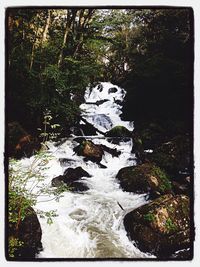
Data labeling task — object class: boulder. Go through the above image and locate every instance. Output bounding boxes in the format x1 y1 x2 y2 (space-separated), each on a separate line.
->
74 140 104 163
123 194 191 258
106 126 132 144
147 135 191 179
106 126 132 138
116 163 172 197
51 167 91 192
8 121 40 159
134 122 165 150
8 204 42 259
108 87 118 93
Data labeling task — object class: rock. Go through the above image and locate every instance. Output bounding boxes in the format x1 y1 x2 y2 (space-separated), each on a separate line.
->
116 163 172 196
97 83 103 92
106 126 132 144
100 144 121 157
73 137 86 144
85 99 109 106
106 126 132 138
108 87 118 93
172 181 190 195
51 167 91 192
15 135 41 159
74 140 104 163
131 131 146 164
8 121 40 159
114 99 123 105
170 248 192 259
59 158 76 167
8 204 42 259
134 122 165 150
68 181 89 192
124 194 191 258
8 122 27 152
148 135 191 179
51 175 65 187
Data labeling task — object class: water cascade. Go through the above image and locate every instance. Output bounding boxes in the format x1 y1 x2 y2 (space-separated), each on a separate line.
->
16 82 154 258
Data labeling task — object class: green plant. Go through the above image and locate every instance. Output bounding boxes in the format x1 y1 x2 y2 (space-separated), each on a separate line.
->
144 212 156 222
152 165 172 192
165 218 177 232
8 148 68 257
8 236 24 258
37 109 61 146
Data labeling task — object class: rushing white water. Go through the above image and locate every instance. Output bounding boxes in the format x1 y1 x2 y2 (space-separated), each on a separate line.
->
14 82 155 258
80 82 134 133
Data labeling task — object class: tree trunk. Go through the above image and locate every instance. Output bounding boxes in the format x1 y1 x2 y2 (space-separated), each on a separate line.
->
41 10 51 46
57 26 70 68
57 9 78 68
29 26 40 71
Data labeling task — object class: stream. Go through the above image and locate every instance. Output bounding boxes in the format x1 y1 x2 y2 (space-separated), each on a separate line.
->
14 82 154 258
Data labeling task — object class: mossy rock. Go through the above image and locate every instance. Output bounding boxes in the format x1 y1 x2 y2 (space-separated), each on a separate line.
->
137 122 165 149
73 140 104 163
116 163 172 196
105 126 132 138
8 203 42 259
8 121 41 159
148 135 191 178
124 194 191 258
52 167 91 192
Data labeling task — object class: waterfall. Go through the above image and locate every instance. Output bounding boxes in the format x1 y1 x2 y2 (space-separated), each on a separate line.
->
15 82 154 258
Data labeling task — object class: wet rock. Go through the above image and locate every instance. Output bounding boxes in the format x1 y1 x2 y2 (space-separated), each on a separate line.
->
59 158 76 167
73 137 86 144
51 167 91 192
97 83 103 92
124 194 191 258
8 203 42 259
85 99 109 106
100 144 121 157
131 131 146 164
108 87 118 93
69 181 89 192
170 248 192 260
8 121 40 159
114 99 123 105
106 126 132 138
116 163 172 196
135 122 165 150
80 116 105 135
106 126 132 144
74 140 104 163
51 175 65 187
147 135 191 179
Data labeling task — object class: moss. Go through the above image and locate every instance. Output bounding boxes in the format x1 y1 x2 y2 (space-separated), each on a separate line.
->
106 126 131 137
144 213 156 222
165 218 177 233
151 165 172 192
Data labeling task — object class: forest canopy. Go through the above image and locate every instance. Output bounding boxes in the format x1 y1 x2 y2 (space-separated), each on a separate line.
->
6 8 193 136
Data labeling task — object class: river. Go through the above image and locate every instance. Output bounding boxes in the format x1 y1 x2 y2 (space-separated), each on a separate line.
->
14 82 154 258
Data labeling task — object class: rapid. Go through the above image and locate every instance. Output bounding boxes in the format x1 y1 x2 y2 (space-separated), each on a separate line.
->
15 82 154 258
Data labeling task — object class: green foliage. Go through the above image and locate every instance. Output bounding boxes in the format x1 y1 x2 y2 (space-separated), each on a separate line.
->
144 212 156 222
8 237 24 258
165 218 177 233
8 149 66 257
38 109 61 144
151 165 172 192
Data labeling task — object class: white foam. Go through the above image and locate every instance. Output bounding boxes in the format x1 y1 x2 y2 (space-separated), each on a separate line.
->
10 82 155 258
